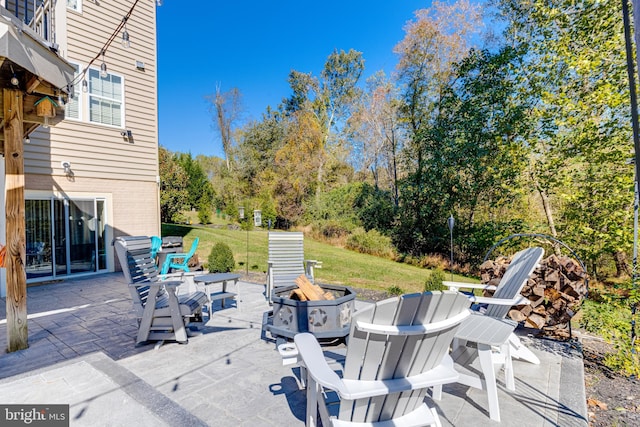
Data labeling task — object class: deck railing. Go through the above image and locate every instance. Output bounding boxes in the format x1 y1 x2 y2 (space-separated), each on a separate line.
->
0 0 55 46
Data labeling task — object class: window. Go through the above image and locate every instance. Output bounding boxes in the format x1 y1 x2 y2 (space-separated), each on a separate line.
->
67 0 81 13
65 63 81 120
88 68 123 127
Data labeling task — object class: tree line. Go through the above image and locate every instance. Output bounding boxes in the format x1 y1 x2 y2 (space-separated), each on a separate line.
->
160 0 634 281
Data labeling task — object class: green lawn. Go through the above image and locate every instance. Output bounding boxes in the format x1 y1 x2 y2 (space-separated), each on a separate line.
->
161 223 476 294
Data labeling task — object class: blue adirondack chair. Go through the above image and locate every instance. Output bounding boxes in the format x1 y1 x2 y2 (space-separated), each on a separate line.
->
161 237 199 274
150 236 162 260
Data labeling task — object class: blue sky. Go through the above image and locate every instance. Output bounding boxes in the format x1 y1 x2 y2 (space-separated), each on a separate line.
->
156 1 428 158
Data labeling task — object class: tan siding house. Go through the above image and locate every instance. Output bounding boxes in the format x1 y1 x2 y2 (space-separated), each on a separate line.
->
0 0 160 295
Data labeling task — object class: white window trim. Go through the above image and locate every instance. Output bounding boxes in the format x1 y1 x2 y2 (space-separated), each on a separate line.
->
87 67 126 129
65 61 83 122
67 0 82 14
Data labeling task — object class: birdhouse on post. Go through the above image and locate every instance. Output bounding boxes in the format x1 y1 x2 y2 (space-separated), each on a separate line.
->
34 96 58 128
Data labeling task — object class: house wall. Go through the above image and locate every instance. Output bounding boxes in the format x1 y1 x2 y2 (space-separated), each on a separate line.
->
22 0 160 277
25 174 159 241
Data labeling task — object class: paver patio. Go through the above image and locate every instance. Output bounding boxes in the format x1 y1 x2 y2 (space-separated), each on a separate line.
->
0 273 588 426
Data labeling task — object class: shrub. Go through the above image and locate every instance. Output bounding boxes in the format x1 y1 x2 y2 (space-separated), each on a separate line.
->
387 285 404 296
424 268 447 292
198 208 211 224
171 211 188 224
353 183 395 233
420 253 450 270
207 242 235 273
345 228 395 258
310 219 354 242
579 298 640 377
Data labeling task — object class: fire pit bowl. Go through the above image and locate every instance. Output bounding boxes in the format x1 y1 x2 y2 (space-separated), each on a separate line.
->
265 283 355 340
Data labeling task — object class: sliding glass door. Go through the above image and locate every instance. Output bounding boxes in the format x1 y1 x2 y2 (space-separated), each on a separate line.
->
54 199 67 276
25 200 53 278
26 197 107 280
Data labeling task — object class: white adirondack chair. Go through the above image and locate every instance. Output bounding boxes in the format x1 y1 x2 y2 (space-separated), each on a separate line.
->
114 236 208 345
441 246 544 421
444 246 544 365
266 232 321 302
294 291 471 427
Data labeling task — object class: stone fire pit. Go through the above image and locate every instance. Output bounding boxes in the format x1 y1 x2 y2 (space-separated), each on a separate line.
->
264 283 355 340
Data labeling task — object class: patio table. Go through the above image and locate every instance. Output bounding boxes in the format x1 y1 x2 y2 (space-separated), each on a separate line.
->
193 273 241 316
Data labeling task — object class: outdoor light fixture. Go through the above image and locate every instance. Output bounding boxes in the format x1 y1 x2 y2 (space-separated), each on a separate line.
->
122 25 130 48
10 65 18 86
61 161 72 175
100 52 108 78
120 130 133 142
82 79 88 93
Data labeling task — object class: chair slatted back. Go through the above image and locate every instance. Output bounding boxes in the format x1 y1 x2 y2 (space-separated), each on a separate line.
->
340 291 470 423
485 247 544 319
184 238 199 259
115 236 163 314
150 236 162 260
268 232 306 287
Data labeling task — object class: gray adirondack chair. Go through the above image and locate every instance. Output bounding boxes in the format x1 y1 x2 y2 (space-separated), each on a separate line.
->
114 235 208 345
444 246 544 365
294 291 471 427
266 232 321 302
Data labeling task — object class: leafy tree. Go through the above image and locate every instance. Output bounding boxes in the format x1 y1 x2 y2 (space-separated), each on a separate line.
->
208 86 243 171
158 146 188 223
349 71 404 206
394 0 482 135
392 0 485 258
353 183 396 233
285 49 365 199
235 108 286 198
176 152 215 211
441 47 531 224
195 154 238 212
305 182 395 235
395 43 532 263
495 0 634 276
273 110 323 225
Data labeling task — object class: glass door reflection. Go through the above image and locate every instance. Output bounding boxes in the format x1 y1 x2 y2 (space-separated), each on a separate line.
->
25 200 53 278
68 200 97 274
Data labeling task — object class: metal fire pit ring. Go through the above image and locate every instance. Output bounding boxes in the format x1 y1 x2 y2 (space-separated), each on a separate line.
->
264 283 355 341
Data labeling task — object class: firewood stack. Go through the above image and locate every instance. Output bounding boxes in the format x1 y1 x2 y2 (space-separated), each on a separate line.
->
480 253 588 338
289 275 336 301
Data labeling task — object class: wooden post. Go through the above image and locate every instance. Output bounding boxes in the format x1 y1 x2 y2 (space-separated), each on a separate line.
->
3 88 28 352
